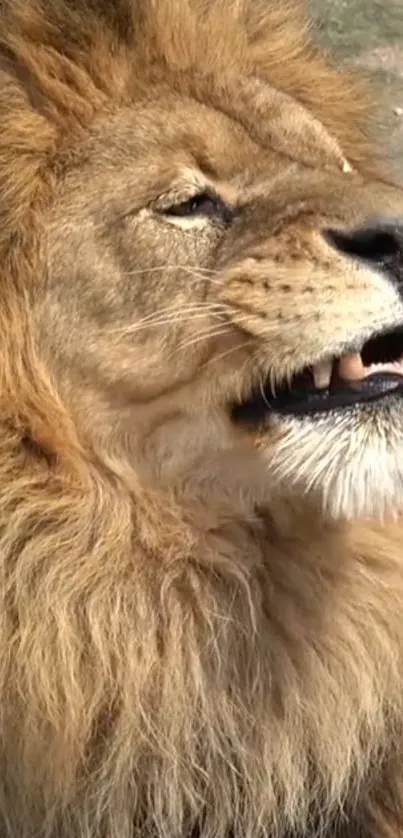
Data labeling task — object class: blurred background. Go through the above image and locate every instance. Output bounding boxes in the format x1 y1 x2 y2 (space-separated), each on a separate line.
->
309 0 403 167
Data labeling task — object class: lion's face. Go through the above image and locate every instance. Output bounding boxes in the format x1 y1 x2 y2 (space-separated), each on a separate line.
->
37 78 403 519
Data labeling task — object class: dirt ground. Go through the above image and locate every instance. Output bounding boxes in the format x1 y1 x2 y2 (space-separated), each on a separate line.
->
309 0 403 170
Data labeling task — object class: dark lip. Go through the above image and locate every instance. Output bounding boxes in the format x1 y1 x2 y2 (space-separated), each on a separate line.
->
232 372 403 423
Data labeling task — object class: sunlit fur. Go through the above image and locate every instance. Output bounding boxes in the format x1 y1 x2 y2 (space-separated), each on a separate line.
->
0 1 403 837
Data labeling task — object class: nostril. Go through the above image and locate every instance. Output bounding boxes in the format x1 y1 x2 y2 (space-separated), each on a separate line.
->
324 225 400 264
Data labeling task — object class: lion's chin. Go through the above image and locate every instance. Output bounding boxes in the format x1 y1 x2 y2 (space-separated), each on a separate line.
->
252 399 403 521
230 323 403 520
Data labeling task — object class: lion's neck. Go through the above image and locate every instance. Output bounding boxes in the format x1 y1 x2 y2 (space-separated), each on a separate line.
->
2 418 403 838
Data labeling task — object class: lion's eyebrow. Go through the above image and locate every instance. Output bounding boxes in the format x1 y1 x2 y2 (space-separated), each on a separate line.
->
191 150 221 180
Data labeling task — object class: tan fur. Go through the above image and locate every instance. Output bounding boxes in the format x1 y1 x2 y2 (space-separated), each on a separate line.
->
0 1 402 836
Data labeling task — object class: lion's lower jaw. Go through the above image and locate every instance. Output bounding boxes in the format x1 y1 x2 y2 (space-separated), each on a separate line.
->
265 408 403 520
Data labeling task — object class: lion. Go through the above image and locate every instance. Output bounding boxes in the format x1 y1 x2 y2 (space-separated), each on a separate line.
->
0 0 403 835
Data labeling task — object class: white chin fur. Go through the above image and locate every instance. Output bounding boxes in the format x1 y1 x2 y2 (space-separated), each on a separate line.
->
265 405 403 520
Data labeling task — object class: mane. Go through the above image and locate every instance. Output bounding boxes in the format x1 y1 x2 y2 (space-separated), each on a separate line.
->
0 0 378 147
0 4 401 838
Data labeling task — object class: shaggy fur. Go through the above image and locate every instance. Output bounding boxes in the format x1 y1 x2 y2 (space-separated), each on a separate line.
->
0 1 402 837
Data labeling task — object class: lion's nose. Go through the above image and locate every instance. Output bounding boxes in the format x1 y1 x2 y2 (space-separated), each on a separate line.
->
325 224 401 266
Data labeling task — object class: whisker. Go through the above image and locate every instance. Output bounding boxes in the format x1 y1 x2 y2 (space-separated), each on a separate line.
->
170 326 233 358
121 264 223 280
109 304 227 337
259 374 272 409
202 338 255 370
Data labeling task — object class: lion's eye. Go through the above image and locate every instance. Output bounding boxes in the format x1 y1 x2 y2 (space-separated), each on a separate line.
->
162 192 234 223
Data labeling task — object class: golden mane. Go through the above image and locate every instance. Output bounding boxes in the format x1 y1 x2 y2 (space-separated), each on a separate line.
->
0 3 401 838
0 0 381 146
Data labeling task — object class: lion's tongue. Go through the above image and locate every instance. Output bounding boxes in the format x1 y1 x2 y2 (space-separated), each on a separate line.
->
313 352 403 389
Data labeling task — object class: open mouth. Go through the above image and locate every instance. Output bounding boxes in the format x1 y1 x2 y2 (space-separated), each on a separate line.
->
233 325 403 421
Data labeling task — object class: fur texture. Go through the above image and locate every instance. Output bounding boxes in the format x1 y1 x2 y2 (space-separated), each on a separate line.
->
0 1 402 837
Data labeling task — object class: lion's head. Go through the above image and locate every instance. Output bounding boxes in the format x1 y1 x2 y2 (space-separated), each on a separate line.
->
0 0 402 521
1 2 403 837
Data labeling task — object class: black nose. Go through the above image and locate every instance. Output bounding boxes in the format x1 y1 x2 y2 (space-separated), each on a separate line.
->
325 224 401 266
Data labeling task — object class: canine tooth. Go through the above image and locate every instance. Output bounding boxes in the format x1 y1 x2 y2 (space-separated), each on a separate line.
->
338 353 365 381
313 360 332 388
